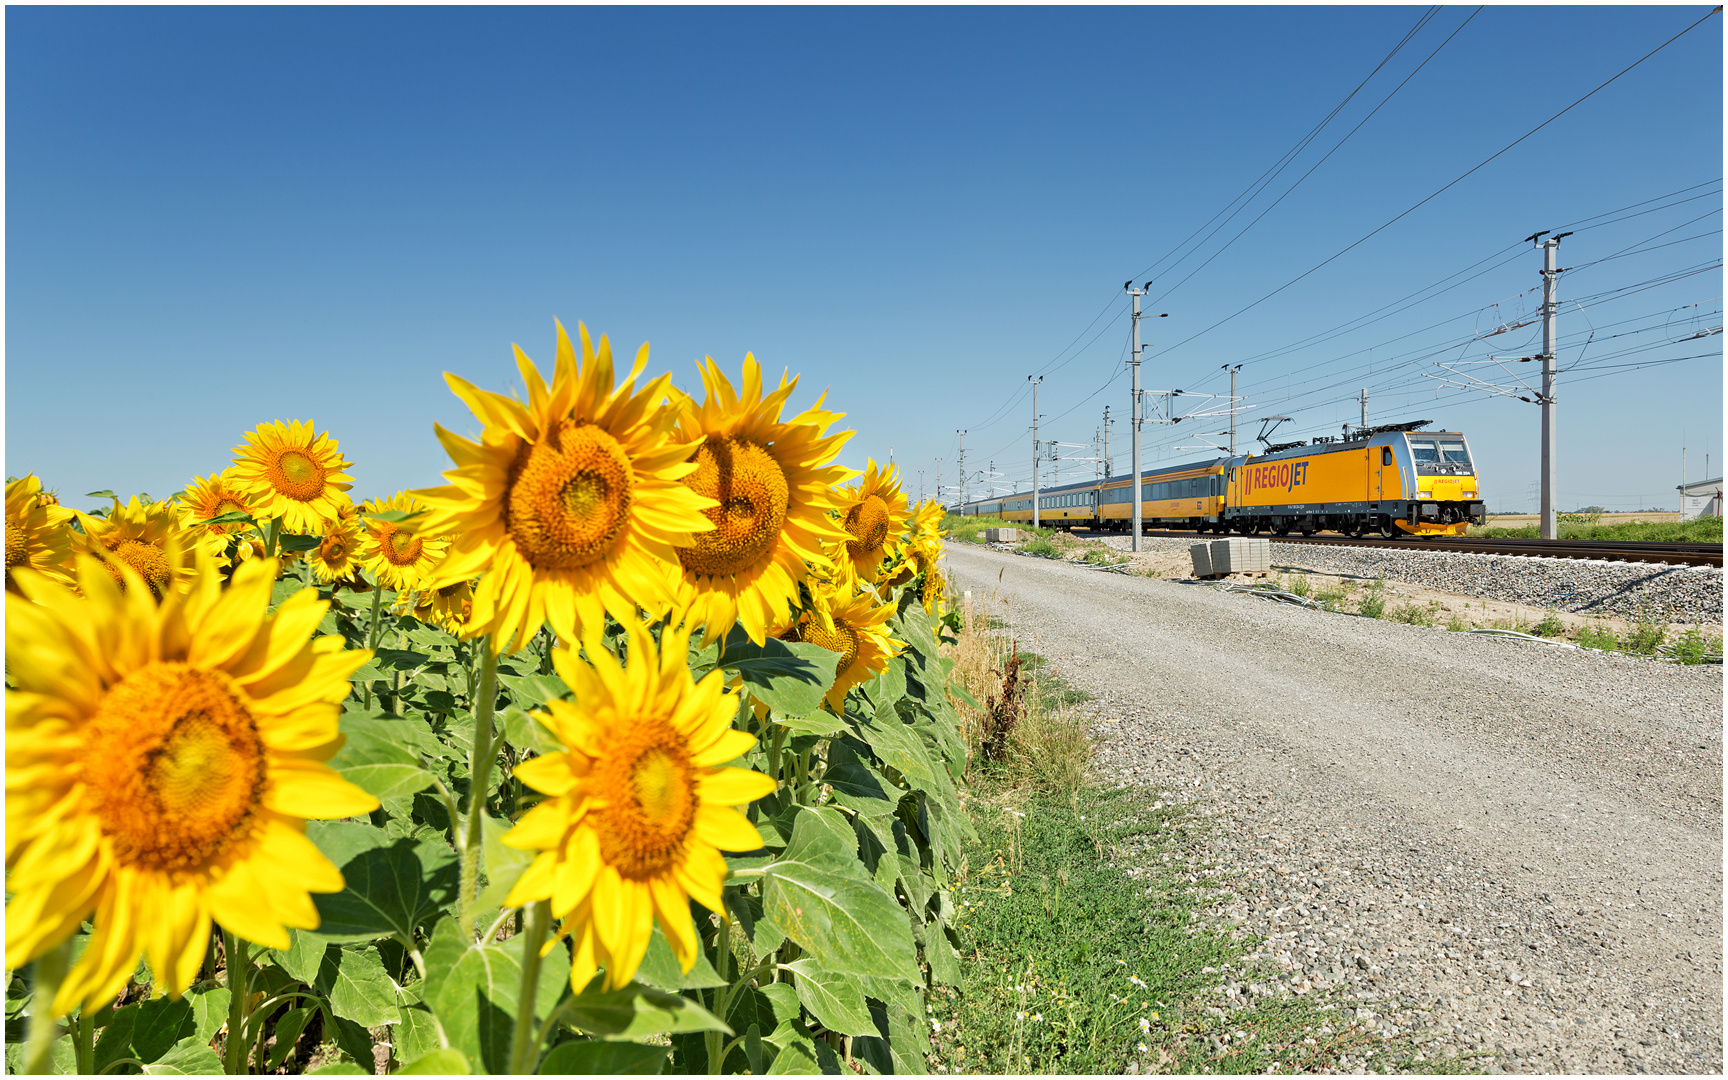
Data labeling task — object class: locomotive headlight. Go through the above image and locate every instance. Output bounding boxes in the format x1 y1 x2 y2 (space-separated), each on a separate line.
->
1418 490 1433 498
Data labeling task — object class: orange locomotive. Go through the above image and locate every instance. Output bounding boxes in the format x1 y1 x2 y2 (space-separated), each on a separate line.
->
959 421 1485 538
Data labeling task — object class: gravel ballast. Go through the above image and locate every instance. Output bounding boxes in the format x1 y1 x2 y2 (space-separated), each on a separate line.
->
946 542 1723 1075
1084 533 1723 626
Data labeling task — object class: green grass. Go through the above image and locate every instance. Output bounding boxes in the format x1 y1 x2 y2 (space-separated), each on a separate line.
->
1357 581 1387 620
1667 627 1725 665
931 787 1466 1075
1533 610 1566 638
1470 517 1721 542
944 513 1053 545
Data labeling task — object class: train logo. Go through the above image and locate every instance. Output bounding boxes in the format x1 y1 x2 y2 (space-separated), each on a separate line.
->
1248 460 1307 494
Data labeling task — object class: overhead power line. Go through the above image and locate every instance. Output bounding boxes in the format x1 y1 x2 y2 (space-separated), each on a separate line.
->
1156 5 1724 362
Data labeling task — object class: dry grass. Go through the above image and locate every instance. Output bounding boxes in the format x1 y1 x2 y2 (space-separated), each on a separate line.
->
943 585 1095 792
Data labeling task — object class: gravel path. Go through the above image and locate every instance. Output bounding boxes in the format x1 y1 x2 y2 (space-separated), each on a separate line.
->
946 542 1723 1075
1084 533 1723 627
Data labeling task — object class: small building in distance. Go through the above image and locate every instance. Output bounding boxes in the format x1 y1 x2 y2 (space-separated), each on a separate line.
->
1677 476 1722 519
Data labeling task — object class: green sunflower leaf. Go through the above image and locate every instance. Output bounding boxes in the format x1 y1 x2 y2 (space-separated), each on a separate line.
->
537 1040 669 1074
304 821 459 945
423 916 570 1073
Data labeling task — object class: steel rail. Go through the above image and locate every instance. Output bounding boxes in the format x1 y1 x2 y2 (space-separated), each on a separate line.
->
1102 530 1723 568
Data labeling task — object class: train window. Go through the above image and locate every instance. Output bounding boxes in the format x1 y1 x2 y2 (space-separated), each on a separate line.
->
1410 439 1439 465
1439 440 1471 465
1382 447 1393 467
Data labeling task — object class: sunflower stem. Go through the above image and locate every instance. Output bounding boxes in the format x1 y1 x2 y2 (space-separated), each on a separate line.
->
458 639 500 941
361 579 384 710
21 937 72 1075
222 929 253 1075
507 902 552 1074
263 518 280 560
73 1011 95 1075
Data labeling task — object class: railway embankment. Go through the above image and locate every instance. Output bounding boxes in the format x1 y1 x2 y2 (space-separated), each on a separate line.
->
944 541 1723 1075
1071 532 1721 639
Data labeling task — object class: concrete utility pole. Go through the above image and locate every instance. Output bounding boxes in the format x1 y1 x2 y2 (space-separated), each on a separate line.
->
1359 388 1368 433
956 430 967 513
988 461 996 498
935 459 942 509
1029 376 1042 528
1533 230 1571 539
1103 406 1113 477
1125 282 1168 552
1222 364 1242 454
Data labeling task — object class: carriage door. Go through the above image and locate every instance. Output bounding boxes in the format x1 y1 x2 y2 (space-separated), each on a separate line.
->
1368 445 1388 503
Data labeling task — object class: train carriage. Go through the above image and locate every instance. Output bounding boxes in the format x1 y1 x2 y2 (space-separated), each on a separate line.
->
954 421 1485 539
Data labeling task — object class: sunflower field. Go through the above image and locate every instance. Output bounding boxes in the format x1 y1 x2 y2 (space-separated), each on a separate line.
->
5 321 971 1075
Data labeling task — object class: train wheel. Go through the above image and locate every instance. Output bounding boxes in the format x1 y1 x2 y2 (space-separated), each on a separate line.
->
1379 518 1402 539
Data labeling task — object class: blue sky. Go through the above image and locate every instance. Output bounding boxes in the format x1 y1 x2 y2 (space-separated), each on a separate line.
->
7 5 1721 514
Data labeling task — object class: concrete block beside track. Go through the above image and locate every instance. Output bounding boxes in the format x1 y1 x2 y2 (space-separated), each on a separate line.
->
984 528 1023 543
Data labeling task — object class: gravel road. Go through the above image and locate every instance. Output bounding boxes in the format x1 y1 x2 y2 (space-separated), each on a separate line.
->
945 542 1723 1075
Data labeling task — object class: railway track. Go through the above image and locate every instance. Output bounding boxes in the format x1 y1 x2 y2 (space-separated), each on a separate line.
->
1091 529 1724 567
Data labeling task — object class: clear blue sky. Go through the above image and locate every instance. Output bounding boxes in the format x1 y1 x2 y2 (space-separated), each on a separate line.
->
7 5 1721 515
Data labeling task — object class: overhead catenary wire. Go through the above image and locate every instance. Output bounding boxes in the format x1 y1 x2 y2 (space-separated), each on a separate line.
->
1153 5 1724 363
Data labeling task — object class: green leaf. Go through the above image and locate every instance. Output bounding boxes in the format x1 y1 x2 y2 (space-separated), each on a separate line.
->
328 714 441 801
862 657 908 712
423 916 571 1072
764 1029 841 1074
399 1048 472 1074
375 648 432 671
822 740 900 818
265 1006 317 1071
500 706 562 756
323 945 401 1028
190 989 230 1044
271 929 332 986
772 710 850 738
715 631 840 718
853 704 939 791
563 982 730 1041
497 672 569 709
363 507 428 525
760 856 920 984
278 533 323 553
194 510 257 528
305 821 460 944
86 489 117 499
781 806 857 865
784 959 877 1037
538 1040 669 1073
391 1004 445 1066
307 1064 370 1075
633 924 726 992
475 813 537 913
93 995 193 1073
140 1036 224 1075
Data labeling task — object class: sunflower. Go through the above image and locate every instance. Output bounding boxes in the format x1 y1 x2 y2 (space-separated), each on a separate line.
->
669 355 857 645
500 617 777 992
404 578 474 636
6 474 76 593
5 554 378 1016
230 420 356 534
916 549 946 616
307 504 365 584
71 497 195 601
779 572 905 711
415 320 715 653
178 469 261 566
832 459 911 584
357 492 449 594
907 498 944 548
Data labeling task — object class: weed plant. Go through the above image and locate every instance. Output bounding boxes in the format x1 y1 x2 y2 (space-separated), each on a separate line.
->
1023 536 1060 558
1357 581 1387 619
1667 627 1725 665
1575 623 1618 651
1389 601 1439 627
1534 610 1566 638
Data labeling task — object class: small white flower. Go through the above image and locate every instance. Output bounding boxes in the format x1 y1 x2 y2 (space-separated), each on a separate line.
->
1139 1016 1151 1034
1115 959 1127 966
1137 1042 1150 1055
1033 1013 1043 1022
1128 975 1148 989
1016 1011 1027 1021
931 1019 942 1033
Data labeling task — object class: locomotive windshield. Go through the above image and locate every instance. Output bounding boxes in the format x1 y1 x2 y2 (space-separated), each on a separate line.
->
1409 436 1473 476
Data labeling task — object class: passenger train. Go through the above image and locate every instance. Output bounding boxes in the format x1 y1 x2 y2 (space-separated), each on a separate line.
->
958 421 1486 538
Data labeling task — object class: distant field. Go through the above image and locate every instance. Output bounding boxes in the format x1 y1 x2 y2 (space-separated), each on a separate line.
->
1471 513 1721 542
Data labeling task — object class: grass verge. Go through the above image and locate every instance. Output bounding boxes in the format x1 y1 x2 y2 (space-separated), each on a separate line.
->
937 591 1479 1073
943 513 1053 544
1468 517 1721 542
